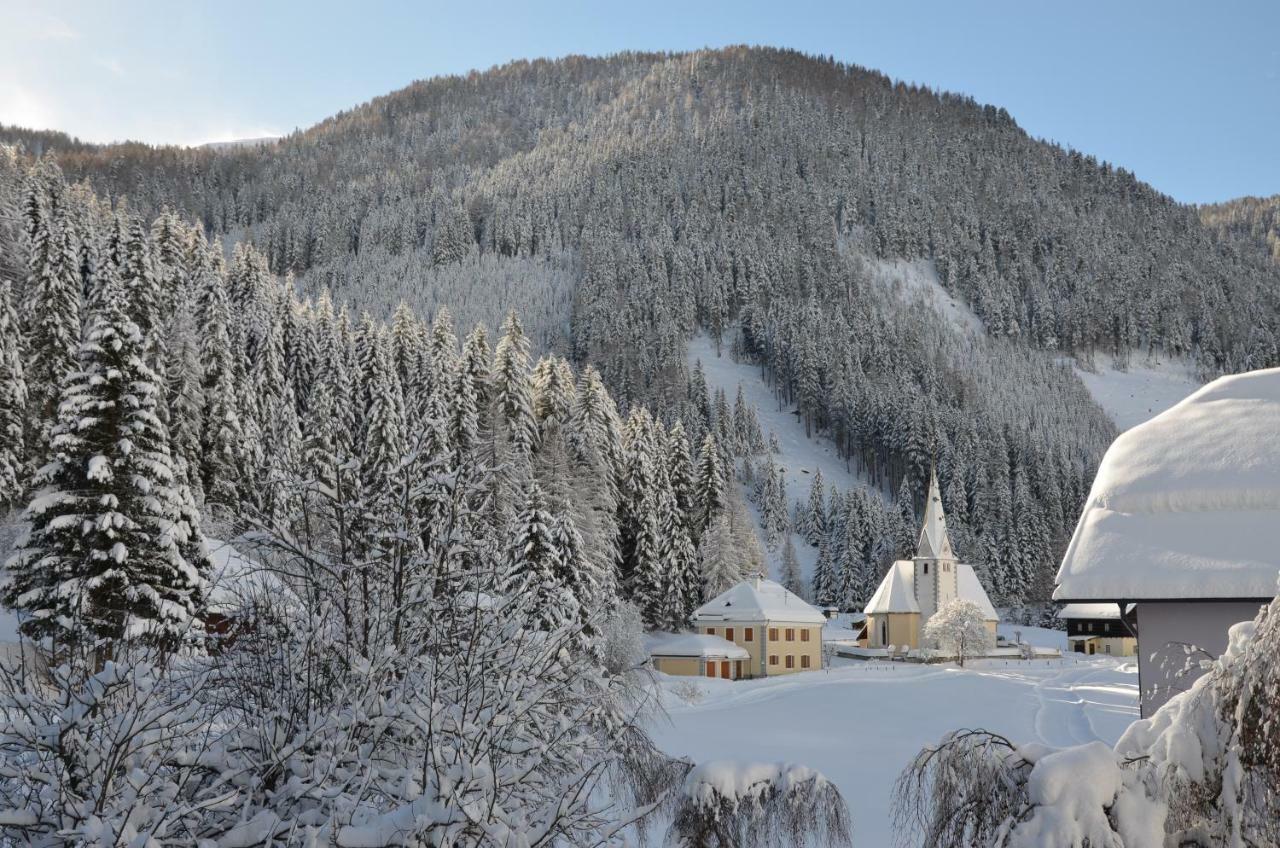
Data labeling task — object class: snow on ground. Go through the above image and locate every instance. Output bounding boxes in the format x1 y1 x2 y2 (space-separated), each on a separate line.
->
1068 351 1201 432
868 257 984 335
649 655 1137 846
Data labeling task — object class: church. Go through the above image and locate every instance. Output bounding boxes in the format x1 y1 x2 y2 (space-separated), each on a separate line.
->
864 470 998 650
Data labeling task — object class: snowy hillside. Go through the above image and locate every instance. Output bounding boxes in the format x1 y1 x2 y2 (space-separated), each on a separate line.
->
1069 352 1201 432
687 334 875 584
868 256 984 335
650 656 1137 847
688 335 871 501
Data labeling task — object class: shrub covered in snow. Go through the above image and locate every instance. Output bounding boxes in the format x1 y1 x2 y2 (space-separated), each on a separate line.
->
668 760 852 848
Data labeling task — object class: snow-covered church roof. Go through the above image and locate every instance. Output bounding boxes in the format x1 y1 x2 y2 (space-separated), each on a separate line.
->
693 578 826 624
864 561 920 614
864 560 997 620
1055 368 1280 602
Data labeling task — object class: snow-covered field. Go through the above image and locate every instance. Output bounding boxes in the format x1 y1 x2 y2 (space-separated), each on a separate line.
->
649 653 1137 846
1069 352 1201 432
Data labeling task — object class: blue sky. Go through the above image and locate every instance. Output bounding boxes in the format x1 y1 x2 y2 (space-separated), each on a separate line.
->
2 0 1276 204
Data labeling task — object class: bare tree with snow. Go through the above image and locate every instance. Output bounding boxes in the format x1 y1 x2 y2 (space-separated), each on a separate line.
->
923 599 993 667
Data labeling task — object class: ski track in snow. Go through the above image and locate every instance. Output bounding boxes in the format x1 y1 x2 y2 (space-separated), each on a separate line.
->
649 655 1138 847
687 334 877 583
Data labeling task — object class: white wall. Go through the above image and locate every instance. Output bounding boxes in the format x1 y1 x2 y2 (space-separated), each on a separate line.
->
1136 600 1268 717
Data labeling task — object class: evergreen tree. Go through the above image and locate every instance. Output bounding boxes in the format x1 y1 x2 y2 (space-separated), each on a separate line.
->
21 177 80 455
506 482 577 632
800 468 827 547
894 477 917 559
810 532 838 608
693 431 726 540
4 270 209 651
779 535 804 598
195 245 245 512
0 281 27 510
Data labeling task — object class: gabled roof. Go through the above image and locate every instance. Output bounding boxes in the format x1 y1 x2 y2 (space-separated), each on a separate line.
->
865 560 998 621
865 561 920 614
647 632 750 660
956 563 999 621
693 578 826 624
1055 368 1280 602
917 469 954 560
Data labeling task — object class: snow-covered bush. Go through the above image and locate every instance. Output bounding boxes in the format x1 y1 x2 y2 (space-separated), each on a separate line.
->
667 760 852 848
923 599 993 666
896 584 1280 847
600 600 648 675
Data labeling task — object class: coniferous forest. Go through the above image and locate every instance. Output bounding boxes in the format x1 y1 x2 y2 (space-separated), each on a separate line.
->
0 45 1278 846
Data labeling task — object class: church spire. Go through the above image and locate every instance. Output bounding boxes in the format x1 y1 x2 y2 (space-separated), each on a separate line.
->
916 468 954 560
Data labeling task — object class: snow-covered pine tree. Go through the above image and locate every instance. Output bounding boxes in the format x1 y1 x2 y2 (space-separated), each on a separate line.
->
195 242 245 513
506 481 578 632
693 430 726 540
800 468 827 546
894 476 917 559
698 510 741 600
21 169 80 456
491 310 538 494
810 531 838 608
3 268 209 652
0 280 27 510
619 408 665 624
780 534 804 598
759 460 789 549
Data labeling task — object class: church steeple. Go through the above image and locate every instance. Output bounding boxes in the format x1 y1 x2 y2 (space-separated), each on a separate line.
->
916 468 954 561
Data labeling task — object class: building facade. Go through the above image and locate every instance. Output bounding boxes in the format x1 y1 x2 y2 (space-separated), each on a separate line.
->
693 579 826 677
865 470 998 650
1058 603 1137 656
1054 368 1280 717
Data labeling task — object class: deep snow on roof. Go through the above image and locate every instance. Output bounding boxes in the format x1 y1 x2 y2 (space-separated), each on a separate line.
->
1055 368 1280 601
647 632 750 659
693 579 826 624
207 539 285 613
865 560 998 619
1057 603 1122 620
865 561 920 614
956 563 999 620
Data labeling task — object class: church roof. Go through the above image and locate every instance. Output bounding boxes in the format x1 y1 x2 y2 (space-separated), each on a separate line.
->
693 578 827 624
917 469 954 560
865 560 998 621
957 564 999 621
864 561 920 614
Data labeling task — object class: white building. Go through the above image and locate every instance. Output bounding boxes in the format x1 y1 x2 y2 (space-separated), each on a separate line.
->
1054 368 1280 717
693 578 826 677
864 470 998 650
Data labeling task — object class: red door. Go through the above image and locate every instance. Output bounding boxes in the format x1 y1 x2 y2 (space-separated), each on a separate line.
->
705 662 716 678
721 661 731 679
